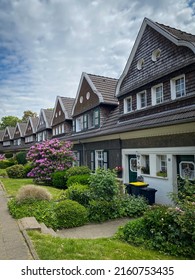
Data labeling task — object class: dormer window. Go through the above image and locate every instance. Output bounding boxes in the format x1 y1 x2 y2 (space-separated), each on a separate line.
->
152 84 163 105
124 97 132 113
171 74 185 99
137 91 147 109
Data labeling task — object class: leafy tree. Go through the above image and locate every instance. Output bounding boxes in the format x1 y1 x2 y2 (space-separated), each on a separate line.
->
22 110 37 122
0 116 21 129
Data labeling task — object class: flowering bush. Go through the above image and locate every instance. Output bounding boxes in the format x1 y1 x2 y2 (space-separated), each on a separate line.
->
0 154 5 160
115 166 123 172
27 139 75 184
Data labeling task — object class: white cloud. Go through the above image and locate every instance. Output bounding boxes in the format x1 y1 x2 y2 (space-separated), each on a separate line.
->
0 0 195 120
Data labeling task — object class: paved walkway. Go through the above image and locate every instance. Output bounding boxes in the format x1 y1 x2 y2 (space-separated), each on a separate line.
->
0 184 32 260
57 218 131 239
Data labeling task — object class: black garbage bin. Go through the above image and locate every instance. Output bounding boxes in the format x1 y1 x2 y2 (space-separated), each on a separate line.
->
140 187 157 205
124 183 132 195
129 182 149 196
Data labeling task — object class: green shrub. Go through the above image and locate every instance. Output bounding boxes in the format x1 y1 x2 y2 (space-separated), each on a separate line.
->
5 152 13 159
16 185 52 202
6 164 25 178
88 199 120 222
0 159 15 169
8 198 58 229
66 166 91 177
0 169 7 177
51 170 67 189
55 199 88 228
16 151 27 165
121 218 148 246
65 183 91 206
120 204 195 259
66 174 90 188
23 163 33 178
117 195 149 217
89 168 119 201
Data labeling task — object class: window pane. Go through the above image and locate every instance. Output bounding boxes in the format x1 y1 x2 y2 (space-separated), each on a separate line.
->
175 77 185 97
156 85 163 104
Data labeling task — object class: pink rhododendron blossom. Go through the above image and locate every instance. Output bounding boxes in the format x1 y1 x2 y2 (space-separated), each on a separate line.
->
27 138 75 184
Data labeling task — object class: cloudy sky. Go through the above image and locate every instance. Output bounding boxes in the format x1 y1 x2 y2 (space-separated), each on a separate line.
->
0 0 195 120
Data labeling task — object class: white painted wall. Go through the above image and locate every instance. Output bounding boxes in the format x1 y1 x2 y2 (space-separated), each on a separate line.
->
122 147 195 205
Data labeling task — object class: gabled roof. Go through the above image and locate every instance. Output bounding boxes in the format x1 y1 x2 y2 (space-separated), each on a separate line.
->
51 96 75 125
13 122 27 138
72 72 118 116
37 109 53 129
25 117 39 134
116 17 195 96
3 126 15 140
0 130 5 141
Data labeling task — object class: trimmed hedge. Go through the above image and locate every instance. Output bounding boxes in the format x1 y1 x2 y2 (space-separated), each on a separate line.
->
66 166 91 177
51 170 67 189
55 199 88 228
66 174 90 188
6 164 25 178
65 183 91 206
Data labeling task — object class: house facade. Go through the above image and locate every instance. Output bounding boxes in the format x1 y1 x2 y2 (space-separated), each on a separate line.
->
0 18 194 204
51 96 75 139
36 109 53 142
70 72 120 170
115 18 195 204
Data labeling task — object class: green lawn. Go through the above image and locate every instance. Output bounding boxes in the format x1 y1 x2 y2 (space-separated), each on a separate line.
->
28 231 183 260
0 177 62 199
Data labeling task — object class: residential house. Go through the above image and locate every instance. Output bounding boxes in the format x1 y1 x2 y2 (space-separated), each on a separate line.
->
51 96 75 138
24 117 39 146
0 130 5 152
12 122 27 151
114 18 195 204
70 72 120 169
36 109 53 142
2 127 15 152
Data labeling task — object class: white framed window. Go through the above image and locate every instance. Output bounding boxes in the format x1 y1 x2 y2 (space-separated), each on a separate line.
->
73 151 81 167
94 109 100 127
124 97 132 113
171 74 185 99
3 141 11 146
137 91 147 109
152 84 163 105
25 136 33 143
141 155 150 174
59 124 62 134
61 124 65 133
156 155 167 177
91 150 108 170
83 114 88 130
76 116 83 132
52 128 56 136
179 161 195 180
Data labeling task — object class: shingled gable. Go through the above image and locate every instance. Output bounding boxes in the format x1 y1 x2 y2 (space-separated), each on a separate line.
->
25 117 39 136
72 72 118 117
13 122 27 138
51 96 75 126
37 108 53 132
116 17 195 97
3 126 15 141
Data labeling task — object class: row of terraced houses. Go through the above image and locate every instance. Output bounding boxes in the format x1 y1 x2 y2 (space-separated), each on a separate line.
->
0 18 195 204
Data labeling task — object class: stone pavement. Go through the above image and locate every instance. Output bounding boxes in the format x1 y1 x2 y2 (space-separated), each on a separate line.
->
0 184 33 260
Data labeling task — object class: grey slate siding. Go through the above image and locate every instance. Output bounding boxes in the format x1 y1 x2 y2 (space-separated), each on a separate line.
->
120 25 195 96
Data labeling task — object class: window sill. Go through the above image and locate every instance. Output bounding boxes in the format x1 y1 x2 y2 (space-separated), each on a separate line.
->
141 174 168 180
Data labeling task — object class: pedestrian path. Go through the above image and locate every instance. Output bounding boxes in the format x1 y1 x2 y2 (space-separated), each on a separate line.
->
0 184 33 260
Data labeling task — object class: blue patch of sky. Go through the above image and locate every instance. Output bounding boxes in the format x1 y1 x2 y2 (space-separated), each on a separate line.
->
187 0 195 15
